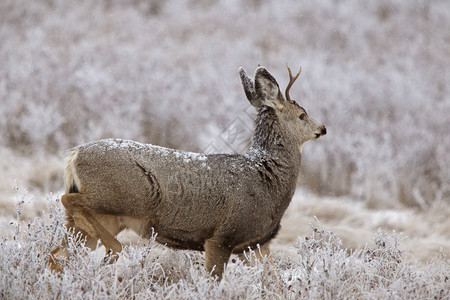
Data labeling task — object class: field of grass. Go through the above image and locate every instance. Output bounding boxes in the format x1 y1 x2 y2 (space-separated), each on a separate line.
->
0 0 449 298
0 192 448 299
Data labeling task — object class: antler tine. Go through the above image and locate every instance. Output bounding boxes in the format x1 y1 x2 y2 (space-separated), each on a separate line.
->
285 64 302 102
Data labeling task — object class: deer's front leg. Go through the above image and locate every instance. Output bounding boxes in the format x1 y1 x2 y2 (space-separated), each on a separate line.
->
204 238 233 281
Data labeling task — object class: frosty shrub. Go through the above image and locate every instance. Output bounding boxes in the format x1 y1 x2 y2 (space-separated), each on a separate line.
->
282 222 448 299
0 198 448 299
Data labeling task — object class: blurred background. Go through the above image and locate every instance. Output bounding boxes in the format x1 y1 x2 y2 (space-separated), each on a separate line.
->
0 0 448 261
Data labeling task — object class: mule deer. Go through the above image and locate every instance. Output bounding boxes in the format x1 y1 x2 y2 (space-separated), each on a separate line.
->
48 65 326 280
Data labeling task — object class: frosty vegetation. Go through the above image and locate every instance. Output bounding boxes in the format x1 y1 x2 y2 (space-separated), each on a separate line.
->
0 0 449 298
0 198 447 299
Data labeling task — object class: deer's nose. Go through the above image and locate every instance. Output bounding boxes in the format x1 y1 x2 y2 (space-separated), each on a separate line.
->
321 127 327 135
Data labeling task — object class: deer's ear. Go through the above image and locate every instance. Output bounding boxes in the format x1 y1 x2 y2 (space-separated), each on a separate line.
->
239 67 261 107
254 67 285 110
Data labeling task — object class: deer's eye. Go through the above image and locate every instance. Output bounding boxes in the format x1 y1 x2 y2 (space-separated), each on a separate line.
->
299 113 306 120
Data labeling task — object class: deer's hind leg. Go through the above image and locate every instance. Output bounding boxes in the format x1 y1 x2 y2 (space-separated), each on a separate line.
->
62 193 123 258
48 193 123 273
48 214 99 273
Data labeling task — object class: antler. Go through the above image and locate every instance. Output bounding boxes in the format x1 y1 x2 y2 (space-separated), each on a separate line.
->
285 64 302 102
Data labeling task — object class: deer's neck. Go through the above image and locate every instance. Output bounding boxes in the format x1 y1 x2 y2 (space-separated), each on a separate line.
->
249 107 302 194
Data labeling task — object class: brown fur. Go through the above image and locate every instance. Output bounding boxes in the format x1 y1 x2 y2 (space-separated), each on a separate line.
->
48 66 326 280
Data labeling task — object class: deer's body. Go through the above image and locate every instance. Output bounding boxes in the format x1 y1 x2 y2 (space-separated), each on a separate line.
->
65 137 299 252
49 66 326 280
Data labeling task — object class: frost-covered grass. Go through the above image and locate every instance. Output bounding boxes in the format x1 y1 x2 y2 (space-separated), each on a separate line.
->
0 195 448 299
1 190 448 299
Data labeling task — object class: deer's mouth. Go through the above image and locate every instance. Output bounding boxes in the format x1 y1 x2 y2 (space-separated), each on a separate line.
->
315 127 327 139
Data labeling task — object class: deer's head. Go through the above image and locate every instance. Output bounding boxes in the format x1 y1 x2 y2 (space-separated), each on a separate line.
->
239 65 326 150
